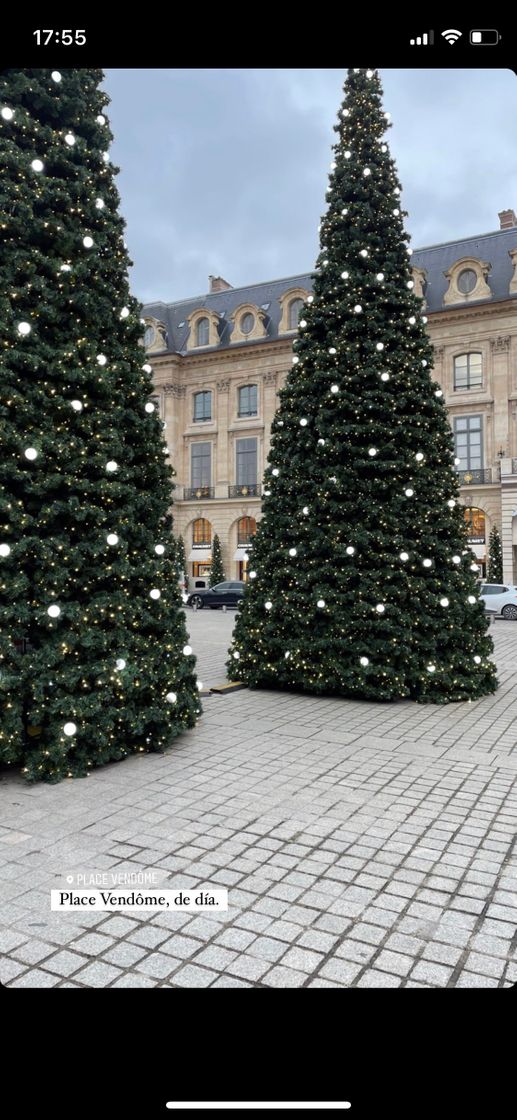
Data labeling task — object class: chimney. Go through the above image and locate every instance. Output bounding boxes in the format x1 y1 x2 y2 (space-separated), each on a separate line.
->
209 275 232 293
498 209 517 230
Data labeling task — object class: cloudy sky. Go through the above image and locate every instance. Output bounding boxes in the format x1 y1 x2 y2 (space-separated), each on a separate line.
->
102 68 517 306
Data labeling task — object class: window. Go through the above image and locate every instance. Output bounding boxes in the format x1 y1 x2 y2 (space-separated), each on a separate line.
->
236 438 257 486
193 518 211 547
196 317 209 347
193 391 212 422
191 442 211 487
238 384 258 417
144 324 156 349
289 298 304 330
454 416 483 471
457 269 477 295
237 516 256 545
454 353 482 391
464 507 486 544
481 585 507 595
240 312 255 335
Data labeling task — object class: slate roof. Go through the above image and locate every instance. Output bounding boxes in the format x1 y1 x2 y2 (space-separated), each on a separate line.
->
143 226 517 356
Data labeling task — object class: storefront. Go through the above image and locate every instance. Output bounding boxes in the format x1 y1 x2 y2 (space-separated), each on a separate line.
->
464 507 486 576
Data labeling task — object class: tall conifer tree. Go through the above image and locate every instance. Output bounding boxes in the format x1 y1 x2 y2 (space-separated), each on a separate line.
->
0 69 200 780
228 68 497 703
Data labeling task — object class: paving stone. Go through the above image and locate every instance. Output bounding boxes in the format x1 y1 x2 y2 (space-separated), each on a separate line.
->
356 970 402 988
210 976 253 988
421 943 463 967
0 958 29 983
112 973 159 988
11 940 55 965
463 952 506 979
318 958 362 985
126 926 171 949
73 962 123 987
71 932 116 955
96 916 140 937
44 950 91 976
410 960 453 986
101 942 148 968
192 946 238 971
374 950 414 976
134 953 178 979
227 954 270 982
159 934 202 959
262 965 308 988
335 940 377 965
0 930 28 953
455 971 500 988
280 946 323 973
214 927 257 952
9 969 61 988
172 964 219 987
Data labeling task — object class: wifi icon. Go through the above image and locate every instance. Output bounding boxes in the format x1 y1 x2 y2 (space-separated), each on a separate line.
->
441 28 462 44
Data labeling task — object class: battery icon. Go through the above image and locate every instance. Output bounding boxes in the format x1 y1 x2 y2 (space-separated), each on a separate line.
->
470 29 500 44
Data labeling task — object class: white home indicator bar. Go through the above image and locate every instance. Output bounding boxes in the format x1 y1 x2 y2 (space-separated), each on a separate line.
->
166 1105 351 1112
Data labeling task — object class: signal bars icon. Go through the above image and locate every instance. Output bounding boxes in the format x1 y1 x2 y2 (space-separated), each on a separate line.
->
410 31 434 45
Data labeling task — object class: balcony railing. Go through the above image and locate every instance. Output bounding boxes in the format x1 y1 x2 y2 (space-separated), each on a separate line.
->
455 469 493 486
183 486 215 500
228 484 261 498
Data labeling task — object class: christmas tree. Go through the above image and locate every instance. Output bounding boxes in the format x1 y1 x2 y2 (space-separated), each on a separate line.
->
176 533 186 577
209 534 225 586
487 526 502 583
228 68 497 703
0 69 200 781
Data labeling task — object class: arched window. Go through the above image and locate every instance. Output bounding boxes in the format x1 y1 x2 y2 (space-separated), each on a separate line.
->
196 317 209 347
288 298 304 330
464 507 486 544
454 353 482 390
237 516 256 546
192 518 212 547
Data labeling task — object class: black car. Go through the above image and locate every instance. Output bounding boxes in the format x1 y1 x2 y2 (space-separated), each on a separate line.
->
187 581 245 609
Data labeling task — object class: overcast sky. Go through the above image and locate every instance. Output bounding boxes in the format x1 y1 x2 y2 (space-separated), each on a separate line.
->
102 68 517 306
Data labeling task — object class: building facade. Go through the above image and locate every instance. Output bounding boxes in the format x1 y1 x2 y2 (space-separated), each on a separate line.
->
143 211 517 586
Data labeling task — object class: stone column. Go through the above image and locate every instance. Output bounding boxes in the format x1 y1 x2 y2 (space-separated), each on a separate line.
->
215 379 230 498
262 371 278 465
500 463 517 583
491 337 511 458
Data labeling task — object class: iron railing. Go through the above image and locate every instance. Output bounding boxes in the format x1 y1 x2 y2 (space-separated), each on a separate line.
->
228 484 261 498
183 486 215 500
455 468 493 486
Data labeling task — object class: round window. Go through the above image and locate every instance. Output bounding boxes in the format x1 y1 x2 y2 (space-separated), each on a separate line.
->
240 312 255 335
457 269 477 295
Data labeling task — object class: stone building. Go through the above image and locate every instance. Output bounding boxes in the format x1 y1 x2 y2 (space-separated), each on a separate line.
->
143 210 517 586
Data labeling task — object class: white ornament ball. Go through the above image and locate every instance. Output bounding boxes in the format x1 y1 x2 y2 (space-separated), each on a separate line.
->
354 304 362 313
17 322 31 336
415 452 424 461
83 236 94 248
474 656 481 665
341 209 348 217
329 347 337 355
120 307 130 319
96 114 106 125
400 552 409 562
407 281 414 289
31 159 44 172
427 665 436 674
265 601 272 610
454 457 461 466
95 198 105 209
63 723 77 736
289 548 297 557
51 71 62 82
106 533 119 546
346 546 355 556
166 692 177 703
408 316 416 325
307 296 313 303
317 599 325 608
60 264 71 272
302 506 309 515
1 107 14 121
183 645 192 655
143 363 152 373
106 461 118 472
440 598 449 607
368 448 377 457
376 272 384 281
102 152 110 163
272 468 279 477
47 604 61 618
249 571 257 579
345 150 351 159
25 448 38 461
393 208 400 216
300 418 308 426
341 270 349 279
360 249 368 258
452 555 461 564
447 499 456 508
116 659 126 670
376 343 384 351
435 390 443 398
381 373 390 382
360 656 369 666
363 168 371 177
97 354 107 366
376 604 385 614
331 384 339 394
145 402 155 413
299 319 307 328
468 596 477 604
318 439 325 446
423 559 432 568
150 589 161 600
155 544 165 555
71 399 83 412
292 355 299 364
470 564 479 572
64 133 75 146
233 651 240 659
0 544 11 557
404 488 414 497
366 69 374 78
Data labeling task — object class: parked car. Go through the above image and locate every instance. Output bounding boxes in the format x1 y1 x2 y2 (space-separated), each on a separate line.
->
187 581 245 610
479 583 517 620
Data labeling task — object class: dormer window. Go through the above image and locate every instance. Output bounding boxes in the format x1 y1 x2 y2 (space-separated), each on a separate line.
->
288 298 304 330
230 304 266 343
444 258 491 306
240 312 255 335
457 269 477 295
196 317 209 347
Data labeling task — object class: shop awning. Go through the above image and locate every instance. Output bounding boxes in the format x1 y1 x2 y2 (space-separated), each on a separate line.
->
233 548 249 561
188 549 212 561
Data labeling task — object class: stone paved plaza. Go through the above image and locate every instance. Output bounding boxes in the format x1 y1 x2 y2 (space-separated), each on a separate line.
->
1 609 516 989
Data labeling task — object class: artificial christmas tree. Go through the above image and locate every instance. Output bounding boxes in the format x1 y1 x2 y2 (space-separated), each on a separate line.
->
487 526 503 583
209 535 225 586
228 68 497 703
0 69 200 780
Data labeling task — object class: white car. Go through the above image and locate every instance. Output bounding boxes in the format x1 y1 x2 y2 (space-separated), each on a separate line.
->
479 583 517 620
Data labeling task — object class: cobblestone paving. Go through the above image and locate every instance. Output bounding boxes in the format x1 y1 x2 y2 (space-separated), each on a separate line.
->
1 611 516 989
